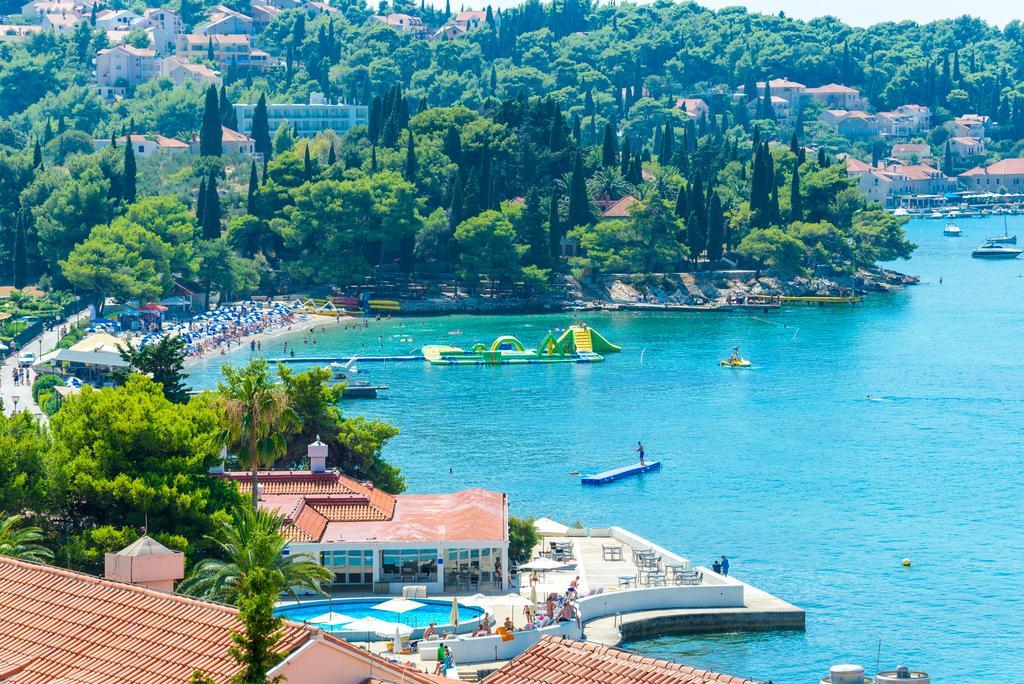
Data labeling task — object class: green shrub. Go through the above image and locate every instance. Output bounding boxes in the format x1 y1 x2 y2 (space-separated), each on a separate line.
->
32 374 64 404
508 516 540 565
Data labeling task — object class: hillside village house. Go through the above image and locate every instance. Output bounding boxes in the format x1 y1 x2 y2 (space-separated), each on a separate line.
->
95 44 159 100
0 23 43 40
875 104 931 139
950 114 988 139
804 83 867 110
947 136 985 160
856 163 955 208
675 97 709 118
250 2 280 29
93 8 140 29
820 109 878 138
20 0 78 20
890 143 931 163
161 55 222 86
371 12 427 33
93 133 190 156
235 92 369 137
215 440 510 595
0 554 446 684
175 33 269 69
41 11 81 33
959 158 1024 191
188 126 255 155
136 7 182 53
195 4 254 35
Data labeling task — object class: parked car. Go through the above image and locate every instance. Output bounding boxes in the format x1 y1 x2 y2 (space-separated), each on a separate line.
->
18 352 35 367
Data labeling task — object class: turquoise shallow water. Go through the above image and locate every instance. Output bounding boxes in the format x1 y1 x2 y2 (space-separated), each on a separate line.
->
189 216 1024 682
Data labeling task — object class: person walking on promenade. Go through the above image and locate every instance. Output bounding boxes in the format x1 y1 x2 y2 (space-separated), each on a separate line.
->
721 555 730 576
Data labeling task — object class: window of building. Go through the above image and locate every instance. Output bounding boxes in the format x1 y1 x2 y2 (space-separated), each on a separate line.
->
319 549 373 585
380 549 438 583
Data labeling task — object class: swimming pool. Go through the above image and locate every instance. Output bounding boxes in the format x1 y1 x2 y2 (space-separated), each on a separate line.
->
275 598 484 638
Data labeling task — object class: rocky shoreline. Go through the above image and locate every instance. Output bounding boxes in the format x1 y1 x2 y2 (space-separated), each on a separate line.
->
393 268 918 315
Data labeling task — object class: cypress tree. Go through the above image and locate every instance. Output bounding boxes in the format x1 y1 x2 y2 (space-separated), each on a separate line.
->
13 210 27 289
572 113 581 142
489 64 497 94
628 152 643 184
658 122 673 165
761 81 774 120
252 93 271 160
522 186 549 267
303 145 313 180
818 147 828 167
769 184 781 226
327 143 336 166
448 171 464 234
789 131 799 155
202 170 220 239
246 160 259 215
548 189 562 260
707 192 724 262
404 130 417 182
444 0 450 16
789 163 802 222
584 89 595 117
122 134 137 203
43 119 54 144
478 141 491 211
32 139 42 167
206 36 215 61
219 84 235 130
226 57 237 85
674 182 688 218
443 125 461 164
548 104 565 152
89 2 97 25
619 137 631 176
262 155 267 186
942 141 954 177
566 153 591 229
601 123 617 167
200 85 222 156
687 172 707 260
196 178 206 226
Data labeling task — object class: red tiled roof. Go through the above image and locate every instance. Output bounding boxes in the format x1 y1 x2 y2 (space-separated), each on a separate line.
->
845 157 872 173
602 195 637 218
482 636 760 684
0 556 310 683
806 83 858 94
959 158 1024 176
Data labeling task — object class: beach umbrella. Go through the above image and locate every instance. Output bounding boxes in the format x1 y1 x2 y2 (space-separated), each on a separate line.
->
373 598 425 615
449 597 460 628
376 622 413 638
517 558 568 571
459 593 489 607
484 593 534 608
309 611 354 626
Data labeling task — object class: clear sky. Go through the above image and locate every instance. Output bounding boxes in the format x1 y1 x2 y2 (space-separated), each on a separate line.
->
466 0 1015 28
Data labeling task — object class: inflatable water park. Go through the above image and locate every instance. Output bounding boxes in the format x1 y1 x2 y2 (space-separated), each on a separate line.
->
422 324 621 366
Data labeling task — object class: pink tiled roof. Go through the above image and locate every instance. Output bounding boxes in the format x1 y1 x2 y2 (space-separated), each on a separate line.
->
846 157 872 173
949 136 981 145
959 158 1024 176
482 636 760 684
221 126 254 143
806 83 858 94
602 195 637 218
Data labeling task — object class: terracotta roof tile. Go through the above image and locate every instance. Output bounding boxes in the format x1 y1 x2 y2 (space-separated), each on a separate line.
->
482 636 759 684
602 195 637 218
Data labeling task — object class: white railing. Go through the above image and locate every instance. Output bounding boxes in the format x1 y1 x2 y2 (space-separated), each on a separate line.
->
417 621 581 664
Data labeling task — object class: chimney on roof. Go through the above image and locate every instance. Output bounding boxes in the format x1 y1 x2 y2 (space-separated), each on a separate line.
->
309 435 327 473
104 535 185 593
209 446 227 474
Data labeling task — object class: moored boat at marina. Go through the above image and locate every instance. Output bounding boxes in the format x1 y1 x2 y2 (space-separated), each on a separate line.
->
943 223 962 236
971 241 1023 259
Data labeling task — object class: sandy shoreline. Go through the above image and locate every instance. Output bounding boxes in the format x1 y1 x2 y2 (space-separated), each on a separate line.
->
183 312 349 367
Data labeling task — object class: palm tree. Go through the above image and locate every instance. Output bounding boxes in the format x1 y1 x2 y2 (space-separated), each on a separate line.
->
0 514 53 562
179 505 330 603
216 358 300 510
586 168 635 202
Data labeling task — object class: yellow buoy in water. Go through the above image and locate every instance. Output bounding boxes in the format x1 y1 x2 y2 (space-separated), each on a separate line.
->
902 558 912 567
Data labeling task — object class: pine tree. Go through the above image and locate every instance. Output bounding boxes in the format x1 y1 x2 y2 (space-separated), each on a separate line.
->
789 163 802 222
202 170 220 239
566 152 591 229
547 189 562 260
246 160 259 215
200 85 223 156
522 186 549 267
122 134 137 203
251 93 270 160
13 210 28 289
601 123 617 167
32 139 42 167
404 130 417 182
219 85 236 130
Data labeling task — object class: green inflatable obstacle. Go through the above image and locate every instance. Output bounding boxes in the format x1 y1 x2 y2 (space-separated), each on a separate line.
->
555 324 623 354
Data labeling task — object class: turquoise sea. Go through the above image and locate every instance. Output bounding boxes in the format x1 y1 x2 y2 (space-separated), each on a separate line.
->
188 216 1024 682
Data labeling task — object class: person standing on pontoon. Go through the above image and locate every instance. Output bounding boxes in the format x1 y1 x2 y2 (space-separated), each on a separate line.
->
636 441 645 465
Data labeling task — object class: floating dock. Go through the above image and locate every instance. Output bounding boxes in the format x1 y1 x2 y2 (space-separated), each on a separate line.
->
779 295 861 305
269 355 424 364
581 461 661 485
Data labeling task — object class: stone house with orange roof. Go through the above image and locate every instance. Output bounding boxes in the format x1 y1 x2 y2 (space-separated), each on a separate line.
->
214 440 509 595
959 158 1024 192
0 554 448 684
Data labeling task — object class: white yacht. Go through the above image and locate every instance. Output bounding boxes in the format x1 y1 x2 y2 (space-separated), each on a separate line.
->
943 223 962 237
972 241 1023 259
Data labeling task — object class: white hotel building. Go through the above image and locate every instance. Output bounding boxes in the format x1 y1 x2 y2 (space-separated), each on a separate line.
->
233 92 369 138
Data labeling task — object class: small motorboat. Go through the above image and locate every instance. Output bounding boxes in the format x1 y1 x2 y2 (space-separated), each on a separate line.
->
971 242 1023 259
330 359 388 398
929 212 943 219
719 358 751 368
943 223 962 237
